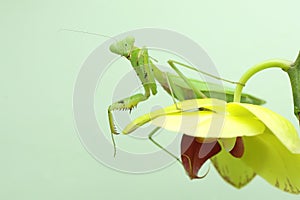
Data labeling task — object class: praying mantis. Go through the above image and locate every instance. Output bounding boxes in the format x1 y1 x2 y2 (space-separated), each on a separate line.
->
107 36 266 185
66 29 299 192
108 36 265 136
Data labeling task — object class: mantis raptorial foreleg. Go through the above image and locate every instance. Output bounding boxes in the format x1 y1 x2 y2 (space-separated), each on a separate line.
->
108 93 150 156
108 46 156 135
108 93 149 134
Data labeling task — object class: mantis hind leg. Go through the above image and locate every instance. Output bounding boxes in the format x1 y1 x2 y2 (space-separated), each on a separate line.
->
148 128 210 178
148 127 181 164
167 60 207 99
168 60 244 85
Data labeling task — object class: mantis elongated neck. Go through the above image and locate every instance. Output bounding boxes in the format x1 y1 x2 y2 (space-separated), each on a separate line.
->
233 60 292 103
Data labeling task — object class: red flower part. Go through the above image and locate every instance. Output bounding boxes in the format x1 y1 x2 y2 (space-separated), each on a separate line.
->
180 135 221 179
181 136 245 179
229 137 244 158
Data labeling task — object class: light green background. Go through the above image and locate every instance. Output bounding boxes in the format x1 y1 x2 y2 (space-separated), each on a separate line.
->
1 0 300 199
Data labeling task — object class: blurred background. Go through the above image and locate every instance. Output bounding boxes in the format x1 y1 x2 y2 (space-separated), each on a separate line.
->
1 0 300 199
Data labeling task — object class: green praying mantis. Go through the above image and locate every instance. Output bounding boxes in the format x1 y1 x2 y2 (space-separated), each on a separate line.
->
66 29 300 193
108 36 265 155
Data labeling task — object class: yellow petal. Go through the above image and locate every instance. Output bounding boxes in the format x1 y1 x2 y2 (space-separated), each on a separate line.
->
231 103 300 153
151 110 265 138
242 130 300 194
123 98 226 134
124 99 266 137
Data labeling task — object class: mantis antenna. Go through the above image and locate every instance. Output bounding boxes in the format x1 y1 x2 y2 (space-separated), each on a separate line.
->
59 28 118 42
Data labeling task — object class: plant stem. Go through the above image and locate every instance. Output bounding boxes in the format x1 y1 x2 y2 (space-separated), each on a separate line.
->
233 60 292 103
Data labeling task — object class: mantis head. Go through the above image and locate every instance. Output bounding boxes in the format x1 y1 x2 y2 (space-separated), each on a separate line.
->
109 36 135 57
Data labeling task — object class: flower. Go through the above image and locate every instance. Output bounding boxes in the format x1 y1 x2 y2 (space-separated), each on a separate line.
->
123 98 300 194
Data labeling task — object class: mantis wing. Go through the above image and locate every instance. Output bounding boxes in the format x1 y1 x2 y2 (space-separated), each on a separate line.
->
155 72 266 105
